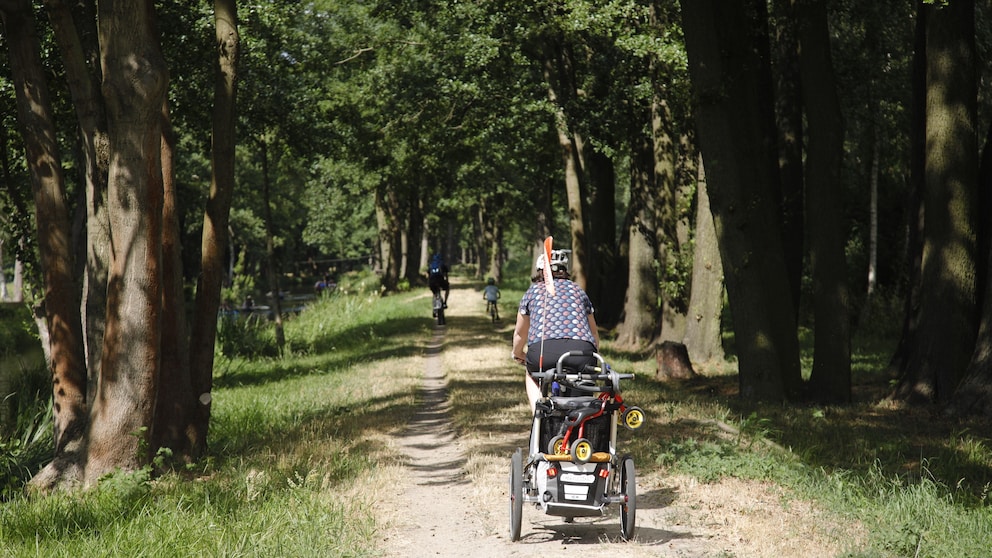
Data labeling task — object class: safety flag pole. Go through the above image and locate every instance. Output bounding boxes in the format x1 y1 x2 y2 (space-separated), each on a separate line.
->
538 236 555 372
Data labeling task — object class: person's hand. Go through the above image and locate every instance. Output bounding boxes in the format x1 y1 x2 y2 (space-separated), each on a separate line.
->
511 352 525 364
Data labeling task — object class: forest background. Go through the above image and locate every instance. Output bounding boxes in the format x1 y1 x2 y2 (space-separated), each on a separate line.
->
0 0 989 516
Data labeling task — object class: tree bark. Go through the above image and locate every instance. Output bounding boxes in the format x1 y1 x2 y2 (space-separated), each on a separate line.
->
655 341 697 381
796 0 851 402
614 133 658 350
188 0 238 458
41 0 110 397
542 49 588 290
2 0 89 491
681 0 802 401
892 0 979 404
86 0 168 486
683 158 725 364
152 100 194 459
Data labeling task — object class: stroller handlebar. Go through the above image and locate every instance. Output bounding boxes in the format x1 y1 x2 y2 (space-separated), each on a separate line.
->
529 350 634 394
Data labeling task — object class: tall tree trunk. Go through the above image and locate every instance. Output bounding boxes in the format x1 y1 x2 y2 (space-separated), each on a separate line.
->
654 95 682 343
681 0 801 401
543 51 588 289
796 0 851 402
41 0 110 398
770 0 805 317
189 0 238 458
950 119 992 416
683 158 725 364
886 4 928 383
615 133 658 350
489 217 503 284
2 0 89 491
86 0 168 486
153 101 194 458
893 0 979 404
374 187 402 292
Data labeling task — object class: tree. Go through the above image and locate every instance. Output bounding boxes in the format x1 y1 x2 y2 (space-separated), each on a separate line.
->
0 0 89 489
682 159 724 364
891 0 979 404
681 0 802 401
796 0 852 402
186 0 238 458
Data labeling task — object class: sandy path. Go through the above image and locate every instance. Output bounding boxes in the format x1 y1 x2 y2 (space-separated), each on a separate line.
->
376 282 854 558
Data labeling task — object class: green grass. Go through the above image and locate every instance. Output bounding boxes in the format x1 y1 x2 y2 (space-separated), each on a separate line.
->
1 274 991 557
0 271 426 557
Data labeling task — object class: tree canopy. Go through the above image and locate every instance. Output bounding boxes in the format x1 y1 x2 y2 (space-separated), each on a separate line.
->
2 0 992 491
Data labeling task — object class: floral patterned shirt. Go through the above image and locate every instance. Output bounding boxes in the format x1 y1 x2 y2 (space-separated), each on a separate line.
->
518 279 596 346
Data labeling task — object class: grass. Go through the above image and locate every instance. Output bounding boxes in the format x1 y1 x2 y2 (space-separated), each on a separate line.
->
1 273 991 557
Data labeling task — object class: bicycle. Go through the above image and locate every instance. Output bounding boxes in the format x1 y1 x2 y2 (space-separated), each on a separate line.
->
486 299 500 323
432 291 446 326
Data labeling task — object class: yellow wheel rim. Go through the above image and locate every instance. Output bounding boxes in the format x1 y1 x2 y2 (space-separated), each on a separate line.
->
624 409 645 430
573 440 592 461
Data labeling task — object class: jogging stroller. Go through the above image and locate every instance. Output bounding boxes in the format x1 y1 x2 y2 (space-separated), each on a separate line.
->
509 350 645 542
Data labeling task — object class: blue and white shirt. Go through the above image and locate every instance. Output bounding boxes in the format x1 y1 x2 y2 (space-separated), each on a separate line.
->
518 279 596 346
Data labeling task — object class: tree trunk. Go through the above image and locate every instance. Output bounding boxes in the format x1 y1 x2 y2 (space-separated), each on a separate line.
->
188 0 238 458
886 5 928 384
654 95 683 343
153 101 194 459
374 186 402 292
770 0 805 317
86 0 168 486
892 0 979 404
41 0 110 399
614 133 658 350
543 51 588 290
683 158 725 364
655 341 697 381
2 0 89 491
796 0 851 403
681 0 802 401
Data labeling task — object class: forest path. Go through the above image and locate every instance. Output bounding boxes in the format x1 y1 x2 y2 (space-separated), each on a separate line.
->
375 279 845 558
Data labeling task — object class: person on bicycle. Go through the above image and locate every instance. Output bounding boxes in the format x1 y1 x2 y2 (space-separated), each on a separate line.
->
483 277 501 321
511 249 599 411
427 253 450 308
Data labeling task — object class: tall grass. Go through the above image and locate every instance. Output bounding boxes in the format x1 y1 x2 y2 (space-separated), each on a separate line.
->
0 272 427 557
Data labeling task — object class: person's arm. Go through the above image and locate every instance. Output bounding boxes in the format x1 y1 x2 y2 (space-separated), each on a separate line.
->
512 312 529 363
588 312 600 349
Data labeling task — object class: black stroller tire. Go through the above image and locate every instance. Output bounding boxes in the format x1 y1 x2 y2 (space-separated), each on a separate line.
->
509 449 523 541
619 455 637 541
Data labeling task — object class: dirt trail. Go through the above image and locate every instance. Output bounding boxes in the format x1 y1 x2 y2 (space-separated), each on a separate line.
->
376 282 852 558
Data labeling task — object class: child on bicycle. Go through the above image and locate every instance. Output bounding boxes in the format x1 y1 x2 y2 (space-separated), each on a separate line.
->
483 277 501 321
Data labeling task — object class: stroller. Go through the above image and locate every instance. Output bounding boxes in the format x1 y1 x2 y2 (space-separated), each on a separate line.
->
509 350 645 542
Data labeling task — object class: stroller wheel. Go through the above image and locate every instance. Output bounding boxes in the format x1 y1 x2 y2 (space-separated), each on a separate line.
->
570 438 593 464
622 407 645 430
509 449 523 541
619 455 637 541
548 435 567 456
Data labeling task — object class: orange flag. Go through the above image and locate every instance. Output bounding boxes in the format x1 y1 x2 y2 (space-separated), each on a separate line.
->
542 236 555 296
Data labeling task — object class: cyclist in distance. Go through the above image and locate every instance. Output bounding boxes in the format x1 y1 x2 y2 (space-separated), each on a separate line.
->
483 277 501 321
427 252 450 308
511 249 600 411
